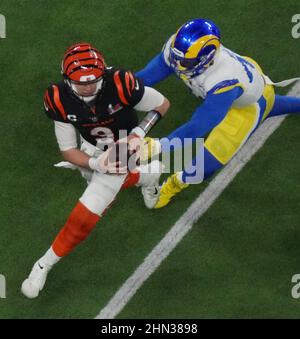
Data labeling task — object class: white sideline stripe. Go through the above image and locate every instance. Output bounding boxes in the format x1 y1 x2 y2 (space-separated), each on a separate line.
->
96 83 300 319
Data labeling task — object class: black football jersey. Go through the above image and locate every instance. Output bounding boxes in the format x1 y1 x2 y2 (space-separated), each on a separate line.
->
43 68 144 147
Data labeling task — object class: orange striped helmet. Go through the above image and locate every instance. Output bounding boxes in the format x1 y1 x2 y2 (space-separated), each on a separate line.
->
62 42 105 84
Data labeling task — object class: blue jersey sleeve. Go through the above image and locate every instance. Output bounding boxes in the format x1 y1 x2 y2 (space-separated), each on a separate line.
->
136 52 173 87
160 85 244 152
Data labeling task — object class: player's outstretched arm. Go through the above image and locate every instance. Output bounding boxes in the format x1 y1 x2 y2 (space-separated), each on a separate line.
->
130 86 170 138
160 85 244 152
60 148 91 169
136 52 173 87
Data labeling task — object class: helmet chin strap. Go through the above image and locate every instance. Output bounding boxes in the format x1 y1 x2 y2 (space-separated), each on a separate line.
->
69 78 103 103
76 93 97 103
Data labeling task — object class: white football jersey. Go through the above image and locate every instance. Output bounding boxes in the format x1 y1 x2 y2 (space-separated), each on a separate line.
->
163 35 265 108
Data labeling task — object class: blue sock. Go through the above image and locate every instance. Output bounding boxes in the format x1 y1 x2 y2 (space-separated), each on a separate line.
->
268 95 300 118
182 148 223 184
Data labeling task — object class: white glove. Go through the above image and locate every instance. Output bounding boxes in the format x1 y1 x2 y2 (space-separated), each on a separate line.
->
54 161 78 170
88 147 128 175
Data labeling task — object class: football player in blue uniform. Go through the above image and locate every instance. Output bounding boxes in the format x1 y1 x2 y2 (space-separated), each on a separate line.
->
136 18 300 208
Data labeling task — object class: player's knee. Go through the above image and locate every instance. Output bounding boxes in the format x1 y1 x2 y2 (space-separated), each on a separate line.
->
79 194 106 216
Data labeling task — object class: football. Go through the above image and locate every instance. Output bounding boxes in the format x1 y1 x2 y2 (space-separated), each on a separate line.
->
108 141 139 172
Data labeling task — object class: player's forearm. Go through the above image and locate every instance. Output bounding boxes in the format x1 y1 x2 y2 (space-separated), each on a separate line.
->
131 97 170 139
61 148 91 169
164 103 226 142
62 147 126 174
136 53 173 86
160 90 240 152
163 113 212 144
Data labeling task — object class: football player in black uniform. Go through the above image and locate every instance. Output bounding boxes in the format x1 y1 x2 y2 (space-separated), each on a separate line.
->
21 42 169 298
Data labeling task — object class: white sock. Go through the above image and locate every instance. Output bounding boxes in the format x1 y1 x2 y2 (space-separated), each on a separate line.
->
39 247 61 267
176 171 184 184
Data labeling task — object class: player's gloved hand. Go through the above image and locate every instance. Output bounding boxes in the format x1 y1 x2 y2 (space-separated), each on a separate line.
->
140 137 161 162
129 127 161 163
88 144 128 175
115 133 142 171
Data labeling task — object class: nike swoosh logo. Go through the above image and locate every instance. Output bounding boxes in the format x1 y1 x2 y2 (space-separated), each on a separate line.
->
38 263 44 270
135 80 139 90
154 187 158 195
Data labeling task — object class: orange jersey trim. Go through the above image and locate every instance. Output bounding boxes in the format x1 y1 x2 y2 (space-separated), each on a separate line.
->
52 85 67 121
114 71 129 105
128 72 135 91
125 72 132 97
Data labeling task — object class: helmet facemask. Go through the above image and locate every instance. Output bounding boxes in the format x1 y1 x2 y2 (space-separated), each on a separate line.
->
169 44 219 78
68 76 104 103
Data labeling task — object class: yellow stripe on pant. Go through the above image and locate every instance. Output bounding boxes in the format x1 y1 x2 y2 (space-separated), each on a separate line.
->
205 57 275 165
243 56 275 121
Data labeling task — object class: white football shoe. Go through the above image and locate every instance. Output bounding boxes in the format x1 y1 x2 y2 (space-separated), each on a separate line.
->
21 261 52 299
142 184 160 209
139 160 162 209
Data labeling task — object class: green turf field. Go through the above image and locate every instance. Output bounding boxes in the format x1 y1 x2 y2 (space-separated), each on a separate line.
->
0 0 300 319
